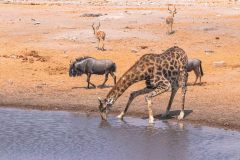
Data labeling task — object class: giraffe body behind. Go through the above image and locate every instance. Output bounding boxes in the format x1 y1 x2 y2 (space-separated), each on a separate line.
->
98 46 188 123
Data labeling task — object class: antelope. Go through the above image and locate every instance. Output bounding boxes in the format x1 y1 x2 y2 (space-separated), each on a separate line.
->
92 22 106 51
166 5 177 34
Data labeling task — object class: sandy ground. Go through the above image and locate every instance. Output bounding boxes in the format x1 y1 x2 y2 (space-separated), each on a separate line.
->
0 0 240 130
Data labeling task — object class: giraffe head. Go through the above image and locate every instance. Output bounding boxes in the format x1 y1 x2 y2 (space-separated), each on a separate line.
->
98 97 113 120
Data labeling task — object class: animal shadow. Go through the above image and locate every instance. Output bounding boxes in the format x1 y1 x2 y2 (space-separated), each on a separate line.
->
71 86 96 89
167 30 176 35
150 109 193 120
96 47 107 51
97 85 113 89
188 82 206 86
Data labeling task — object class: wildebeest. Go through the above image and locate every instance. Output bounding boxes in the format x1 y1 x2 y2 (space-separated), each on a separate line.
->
187 58 203 84
69 56 116 88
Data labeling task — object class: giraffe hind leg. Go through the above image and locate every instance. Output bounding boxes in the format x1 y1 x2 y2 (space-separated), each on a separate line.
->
145 80 171 124
178 71 188 120
162 83 179 118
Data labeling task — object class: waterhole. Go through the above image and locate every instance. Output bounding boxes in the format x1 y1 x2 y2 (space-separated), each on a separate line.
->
0 108 239 160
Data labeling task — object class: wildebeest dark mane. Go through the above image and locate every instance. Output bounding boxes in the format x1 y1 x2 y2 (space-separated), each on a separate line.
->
75 56 94 62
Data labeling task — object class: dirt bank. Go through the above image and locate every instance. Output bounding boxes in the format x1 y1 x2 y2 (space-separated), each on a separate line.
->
0 1 240 130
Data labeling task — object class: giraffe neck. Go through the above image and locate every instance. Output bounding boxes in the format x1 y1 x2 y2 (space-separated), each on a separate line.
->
106 67 143 103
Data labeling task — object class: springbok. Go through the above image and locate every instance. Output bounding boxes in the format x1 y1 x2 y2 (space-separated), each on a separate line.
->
92 22 106 51
166 5 177 34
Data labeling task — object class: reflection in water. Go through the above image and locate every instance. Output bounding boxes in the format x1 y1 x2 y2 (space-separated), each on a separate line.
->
0 108 240 160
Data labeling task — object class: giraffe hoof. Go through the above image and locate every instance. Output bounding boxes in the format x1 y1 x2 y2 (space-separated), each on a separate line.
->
117 112 124 120
178 111 185 120
148 116 154 124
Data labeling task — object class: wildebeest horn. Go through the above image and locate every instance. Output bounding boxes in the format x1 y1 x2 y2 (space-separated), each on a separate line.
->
70 59 75 64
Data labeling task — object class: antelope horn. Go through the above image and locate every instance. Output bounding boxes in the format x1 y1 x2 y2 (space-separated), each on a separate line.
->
97 22 101 29
174 5 177 13
168 5 172 12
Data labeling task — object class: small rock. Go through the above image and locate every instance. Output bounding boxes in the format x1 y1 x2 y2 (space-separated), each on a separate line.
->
22 57 28 61
9 55 17 59
124 26 133 29
7 80 13 85
29 58 34 63
36 85 43 89
205 50 214 55
131 49 138 53
203 27 216 31
63 55 68 58
80 13 103 17
34 22 41 25
2 55 9 58
140 46 148 49
213 61 226 67
17 55 24 59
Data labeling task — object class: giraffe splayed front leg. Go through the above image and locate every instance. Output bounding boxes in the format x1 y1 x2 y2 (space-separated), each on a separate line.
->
145 79 171 124
162 82 179 118
117 111 125 119
117 88 153 120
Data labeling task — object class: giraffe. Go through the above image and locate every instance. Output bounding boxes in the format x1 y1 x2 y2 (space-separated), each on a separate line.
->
98 46 188 124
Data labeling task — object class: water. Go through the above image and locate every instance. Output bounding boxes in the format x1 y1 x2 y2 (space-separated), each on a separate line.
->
0 108 240 160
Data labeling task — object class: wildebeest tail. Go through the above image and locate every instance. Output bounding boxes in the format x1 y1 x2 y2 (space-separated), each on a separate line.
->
200 61 204 76
111 63 116 72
